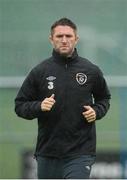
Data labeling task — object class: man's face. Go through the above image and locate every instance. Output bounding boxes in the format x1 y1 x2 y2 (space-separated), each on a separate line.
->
50 25 79 57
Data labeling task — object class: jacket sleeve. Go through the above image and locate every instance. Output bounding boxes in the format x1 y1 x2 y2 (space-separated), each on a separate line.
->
15 69 42 120
92 68 111 120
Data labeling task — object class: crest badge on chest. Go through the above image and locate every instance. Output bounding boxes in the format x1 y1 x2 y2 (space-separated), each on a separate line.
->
76 73 87 85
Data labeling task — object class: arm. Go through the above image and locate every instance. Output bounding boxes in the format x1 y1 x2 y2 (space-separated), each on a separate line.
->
91 68 111 120
15 69 56 120
15 70 42 120
82 69 110 122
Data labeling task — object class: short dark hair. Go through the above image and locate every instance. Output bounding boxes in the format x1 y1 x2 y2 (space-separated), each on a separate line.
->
50 17 77 35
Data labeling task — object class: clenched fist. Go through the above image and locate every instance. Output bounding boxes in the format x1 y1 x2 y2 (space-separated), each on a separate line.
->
82 105 96 123
41 94 55 111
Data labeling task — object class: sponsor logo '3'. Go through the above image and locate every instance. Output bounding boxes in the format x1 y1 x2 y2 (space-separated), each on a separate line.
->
48 82 54 90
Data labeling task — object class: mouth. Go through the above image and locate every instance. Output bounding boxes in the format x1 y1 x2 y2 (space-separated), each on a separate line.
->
60 46 69 49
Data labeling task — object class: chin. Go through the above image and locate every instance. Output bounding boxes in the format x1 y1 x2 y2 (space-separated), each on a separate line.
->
60 51 70 57
60 49 72 56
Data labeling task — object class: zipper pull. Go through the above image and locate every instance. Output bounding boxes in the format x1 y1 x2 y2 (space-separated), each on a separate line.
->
65 64 67 69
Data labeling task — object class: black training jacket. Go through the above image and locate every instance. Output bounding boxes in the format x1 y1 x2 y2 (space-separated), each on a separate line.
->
15 49 111 158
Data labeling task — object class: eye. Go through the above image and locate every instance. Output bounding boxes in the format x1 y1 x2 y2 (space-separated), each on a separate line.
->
55 34 73 38
56 35 63 38
66 35 73 38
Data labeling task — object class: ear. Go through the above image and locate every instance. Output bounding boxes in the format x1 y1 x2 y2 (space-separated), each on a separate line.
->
75 35 79 45
49 35 53 45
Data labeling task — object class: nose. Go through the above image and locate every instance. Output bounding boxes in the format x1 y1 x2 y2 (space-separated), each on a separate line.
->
61 36 67 43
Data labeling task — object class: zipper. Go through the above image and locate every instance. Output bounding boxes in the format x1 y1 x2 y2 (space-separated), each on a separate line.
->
62 63 68 114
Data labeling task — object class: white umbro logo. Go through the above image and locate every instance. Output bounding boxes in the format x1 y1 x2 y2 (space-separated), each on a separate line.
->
46 76 56 81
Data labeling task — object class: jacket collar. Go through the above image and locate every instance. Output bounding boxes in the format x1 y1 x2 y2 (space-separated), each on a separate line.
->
52 48 79 65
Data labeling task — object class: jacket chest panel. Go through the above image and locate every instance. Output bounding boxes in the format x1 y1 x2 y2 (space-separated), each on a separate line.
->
38 67 94 99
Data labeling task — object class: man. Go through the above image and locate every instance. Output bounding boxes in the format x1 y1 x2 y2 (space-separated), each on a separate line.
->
15 17 111 179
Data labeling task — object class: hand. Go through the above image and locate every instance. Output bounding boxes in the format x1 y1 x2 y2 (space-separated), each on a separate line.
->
41 94 55 111
82 105 96 123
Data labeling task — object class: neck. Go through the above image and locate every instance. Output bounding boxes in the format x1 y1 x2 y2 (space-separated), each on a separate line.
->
52 48 78 64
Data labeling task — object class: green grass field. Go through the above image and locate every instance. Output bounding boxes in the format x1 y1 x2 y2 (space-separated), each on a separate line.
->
0 87 122 178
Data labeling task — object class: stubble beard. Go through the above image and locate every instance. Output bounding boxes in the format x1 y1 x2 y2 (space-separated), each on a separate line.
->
56 47 74 57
